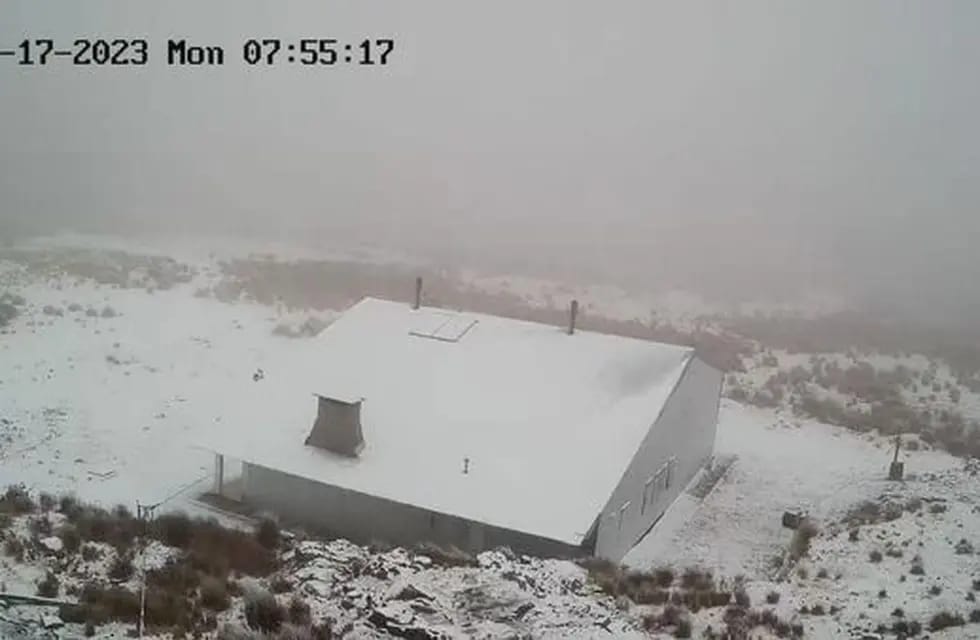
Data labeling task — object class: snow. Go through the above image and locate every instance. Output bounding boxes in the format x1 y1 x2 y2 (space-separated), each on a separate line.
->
201 296 695 546
4 237 980 638
0 275 313 510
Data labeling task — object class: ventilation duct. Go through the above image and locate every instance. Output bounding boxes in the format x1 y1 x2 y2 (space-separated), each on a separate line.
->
305 395 365 457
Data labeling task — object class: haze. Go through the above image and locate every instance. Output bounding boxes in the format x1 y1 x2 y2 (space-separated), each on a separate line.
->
2 2 978 324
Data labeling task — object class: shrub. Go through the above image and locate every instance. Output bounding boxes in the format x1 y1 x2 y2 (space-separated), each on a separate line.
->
1 484 36 515
109 553 135 581
679 567 714 591
970 609 980 623
154 512 194 548
270 575 292 594
81 543 102 562
929 610 965 631
811 604 826 615
59 525 82 554
816 567 828 578
930 585 943 596
849 527 860 542
200 576 231 611
733 589 750 607
59 604 87 623
287 595 311 626
766 591 781 604
244 590 285 633
869 550 883 563
147 559 201 596
653 567 675 588
790 519 818 559
878 589 887 598
910 557 925 575
674 617 692 638
36 571 60 598
29 515 53 536
58 494 82 520
930 502 948 514
4 536 24 560
38 492 56 511
256 516 280 550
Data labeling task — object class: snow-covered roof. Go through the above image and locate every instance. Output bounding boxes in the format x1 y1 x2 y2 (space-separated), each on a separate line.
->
201 297 694 545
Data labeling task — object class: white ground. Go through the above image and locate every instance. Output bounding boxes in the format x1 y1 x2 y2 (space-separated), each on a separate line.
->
2 236 979 639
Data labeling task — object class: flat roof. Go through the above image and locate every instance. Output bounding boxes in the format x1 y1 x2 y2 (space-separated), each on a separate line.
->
200 297 693 545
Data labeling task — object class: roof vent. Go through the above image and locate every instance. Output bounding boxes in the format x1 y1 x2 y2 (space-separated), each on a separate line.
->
305 395 364 457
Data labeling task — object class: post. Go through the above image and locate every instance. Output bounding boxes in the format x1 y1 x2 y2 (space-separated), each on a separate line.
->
137 502 146 639
413 276 423 310
568 300 579 335
215 454 224 496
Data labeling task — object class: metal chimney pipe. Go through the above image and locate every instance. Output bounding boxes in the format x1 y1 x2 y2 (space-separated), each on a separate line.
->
413 276 423 310
568 299 579 334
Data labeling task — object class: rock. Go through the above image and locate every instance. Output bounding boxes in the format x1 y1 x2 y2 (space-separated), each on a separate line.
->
40 614 63 629
40 537 63 553
387 580 434 602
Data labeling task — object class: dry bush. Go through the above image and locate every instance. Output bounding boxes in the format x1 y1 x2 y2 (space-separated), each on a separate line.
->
869 550 883 563
150 513 276 578
36 571 60 597
414 541 477 568
58 493 82 519
38 492 56 511
1 484 36 515
653 567 675 588
29 514 53 536
269 575 293 594
0 301 18 327
674 617 692 638
148 560 201 595
108 553 135 581
200 576 231 611
244 590 286 633
287 595 312 626
80 543 102 562
679 567 714 591
4 536 25 560
733 589 751 607
789 518 818 560
59 525 82 554
70 505 139 551
929 610 965 631
256 515 280 550
766 591 781 604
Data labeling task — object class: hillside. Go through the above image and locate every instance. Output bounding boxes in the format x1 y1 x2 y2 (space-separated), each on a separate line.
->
1 237 979 639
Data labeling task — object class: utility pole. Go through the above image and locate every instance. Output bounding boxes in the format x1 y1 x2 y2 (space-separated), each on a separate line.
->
135 501 156 638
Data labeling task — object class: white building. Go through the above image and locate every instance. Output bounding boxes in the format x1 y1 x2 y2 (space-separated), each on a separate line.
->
202 296 721 561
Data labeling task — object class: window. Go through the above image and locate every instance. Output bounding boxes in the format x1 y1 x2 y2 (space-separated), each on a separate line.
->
642 476 655 514
618 502 630 530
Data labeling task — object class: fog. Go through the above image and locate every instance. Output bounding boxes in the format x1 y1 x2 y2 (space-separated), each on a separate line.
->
2 2 979 322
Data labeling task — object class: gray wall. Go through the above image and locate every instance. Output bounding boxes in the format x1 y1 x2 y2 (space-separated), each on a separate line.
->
242 462 580 558
594 356 722 561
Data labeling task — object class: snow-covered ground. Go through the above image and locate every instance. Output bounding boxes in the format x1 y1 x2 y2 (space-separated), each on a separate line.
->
2 236 979 639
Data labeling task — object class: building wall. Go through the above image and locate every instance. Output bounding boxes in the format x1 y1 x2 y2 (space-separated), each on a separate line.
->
594 356 722 561
242 462 580 558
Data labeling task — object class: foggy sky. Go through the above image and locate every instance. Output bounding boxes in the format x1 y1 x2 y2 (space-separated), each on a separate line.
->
2 2 979 317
